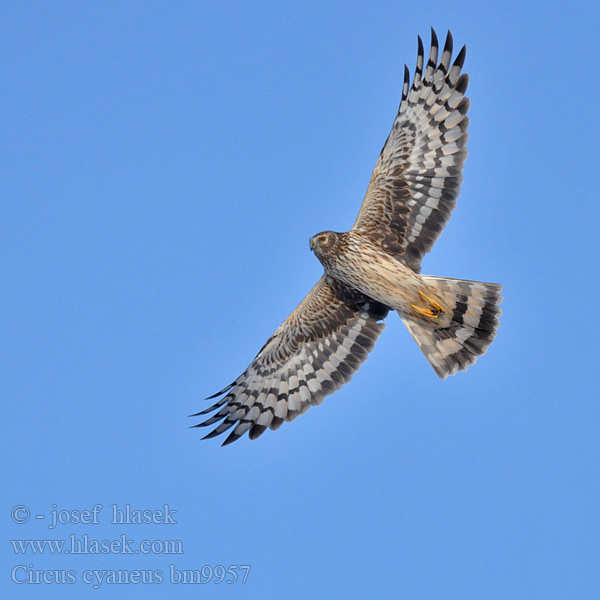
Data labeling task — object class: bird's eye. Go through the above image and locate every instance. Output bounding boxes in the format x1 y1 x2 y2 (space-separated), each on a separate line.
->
319 235 327 243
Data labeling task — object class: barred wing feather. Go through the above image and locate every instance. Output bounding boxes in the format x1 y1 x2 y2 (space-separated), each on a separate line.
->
193 277 388 445
352 29 470 273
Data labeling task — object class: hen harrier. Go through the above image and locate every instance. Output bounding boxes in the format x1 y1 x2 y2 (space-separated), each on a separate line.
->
193 29 502 445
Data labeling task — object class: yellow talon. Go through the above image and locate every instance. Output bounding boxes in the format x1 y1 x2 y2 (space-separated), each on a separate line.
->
418 290 445 313
411 290 446 319
410 304 437 318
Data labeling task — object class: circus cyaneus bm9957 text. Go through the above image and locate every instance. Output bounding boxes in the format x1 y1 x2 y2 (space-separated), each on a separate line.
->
193 29 502 445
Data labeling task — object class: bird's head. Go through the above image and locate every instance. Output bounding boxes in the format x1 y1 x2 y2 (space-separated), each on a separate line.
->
310 230 339 262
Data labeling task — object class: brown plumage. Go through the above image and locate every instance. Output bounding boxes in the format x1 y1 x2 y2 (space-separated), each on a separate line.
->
193 29 502 445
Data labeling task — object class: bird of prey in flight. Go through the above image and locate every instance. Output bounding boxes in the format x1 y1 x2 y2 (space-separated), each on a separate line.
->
193 29 502 445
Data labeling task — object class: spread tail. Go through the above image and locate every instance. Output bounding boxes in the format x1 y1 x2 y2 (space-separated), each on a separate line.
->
401 276 502 379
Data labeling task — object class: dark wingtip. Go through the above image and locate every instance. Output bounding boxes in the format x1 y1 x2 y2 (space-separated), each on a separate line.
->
456 72 469 94
205 382 235 400
201 429 223 441
453 45 467 69
414 35 425 85
221 431 243 446
249 424 268 440
430 27 438 50
205 390 226 401
402 64 410 101
445 30 453 52
190 396 228 416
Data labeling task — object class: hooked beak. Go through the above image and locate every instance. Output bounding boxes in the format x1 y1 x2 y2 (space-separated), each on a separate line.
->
310 237 315 251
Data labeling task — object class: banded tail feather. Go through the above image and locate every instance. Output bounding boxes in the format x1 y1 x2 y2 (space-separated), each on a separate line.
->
401 276 502 378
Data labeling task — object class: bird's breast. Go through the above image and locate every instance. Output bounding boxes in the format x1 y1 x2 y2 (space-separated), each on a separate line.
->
324 239 423 311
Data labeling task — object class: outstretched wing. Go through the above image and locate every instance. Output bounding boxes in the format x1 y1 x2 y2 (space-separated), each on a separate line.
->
193 277 388 445
352 29 470 273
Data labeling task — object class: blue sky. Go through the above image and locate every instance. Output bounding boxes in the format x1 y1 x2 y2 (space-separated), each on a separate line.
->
2 1 599 598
